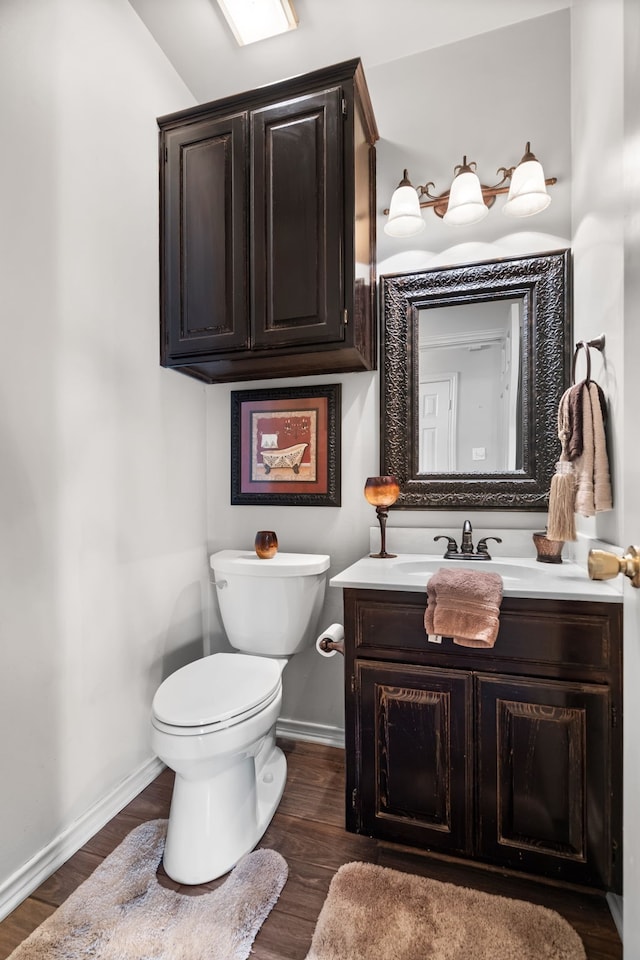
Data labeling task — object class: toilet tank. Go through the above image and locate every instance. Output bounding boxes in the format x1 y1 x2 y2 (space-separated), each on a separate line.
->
210 550 330 656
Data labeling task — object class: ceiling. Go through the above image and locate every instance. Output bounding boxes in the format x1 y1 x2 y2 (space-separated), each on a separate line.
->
128 0 571 103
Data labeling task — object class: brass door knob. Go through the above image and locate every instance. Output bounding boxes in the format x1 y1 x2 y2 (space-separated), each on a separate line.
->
588 546 640 588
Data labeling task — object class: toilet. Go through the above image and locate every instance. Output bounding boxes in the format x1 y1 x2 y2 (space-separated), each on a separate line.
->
151 549 330 884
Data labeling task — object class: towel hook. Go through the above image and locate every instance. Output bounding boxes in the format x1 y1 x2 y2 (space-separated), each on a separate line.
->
571 334 605 385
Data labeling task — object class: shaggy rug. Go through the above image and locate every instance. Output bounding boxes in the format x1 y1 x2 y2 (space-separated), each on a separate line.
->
305 862 586 960
9 819 287 960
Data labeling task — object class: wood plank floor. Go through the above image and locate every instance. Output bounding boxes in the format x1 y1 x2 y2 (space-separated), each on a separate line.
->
0 740 622 959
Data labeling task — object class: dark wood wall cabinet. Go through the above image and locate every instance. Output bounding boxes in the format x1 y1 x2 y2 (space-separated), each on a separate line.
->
158 59 378 383
343 588 623 892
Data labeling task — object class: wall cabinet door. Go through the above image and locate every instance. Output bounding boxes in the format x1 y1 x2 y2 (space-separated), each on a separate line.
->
161 112 248 362
251 88 344 349
159 59 378 383
476 673 613 888
356 661 473 855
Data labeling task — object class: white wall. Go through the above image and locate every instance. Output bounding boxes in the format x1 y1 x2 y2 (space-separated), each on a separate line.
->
622 0 640 949
0 0 206 905
205 11 573 736
571 0 625 546
571 2 640 950
373 12 572 274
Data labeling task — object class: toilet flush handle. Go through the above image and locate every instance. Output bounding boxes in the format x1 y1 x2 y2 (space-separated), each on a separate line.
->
212 578 228 589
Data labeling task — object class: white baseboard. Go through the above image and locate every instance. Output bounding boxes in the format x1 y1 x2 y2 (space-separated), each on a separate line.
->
606 892 623 941
277 717 345 750
0 727 340 923
0 755 165 923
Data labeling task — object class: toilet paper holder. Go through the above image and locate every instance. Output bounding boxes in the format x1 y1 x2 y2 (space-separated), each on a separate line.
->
318 636 344 656
316 623 345 657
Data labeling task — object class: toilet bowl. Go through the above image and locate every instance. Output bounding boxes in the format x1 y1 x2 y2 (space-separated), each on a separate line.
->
151 550 330 884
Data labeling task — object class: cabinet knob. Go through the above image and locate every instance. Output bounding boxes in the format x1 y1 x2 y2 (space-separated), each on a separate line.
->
588 546 640 588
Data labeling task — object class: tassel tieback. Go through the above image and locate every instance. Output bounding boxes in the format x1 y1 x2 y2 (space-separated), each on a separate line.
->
547 461 576 542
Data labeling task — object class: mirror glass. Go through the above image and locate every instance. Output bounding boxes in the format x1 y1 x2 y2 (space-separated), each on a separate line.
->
418 297 524 474
381 250 571 510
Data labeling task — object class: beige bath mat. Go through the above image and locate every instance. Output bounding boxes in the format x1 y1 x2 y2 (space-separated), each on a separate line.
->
305 861 586 960
9 819 287 960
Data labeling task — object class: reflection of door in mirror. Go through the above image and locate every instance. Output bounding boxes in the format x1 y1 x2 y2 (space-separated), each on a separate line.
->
419 374 457 472
418 298 523 474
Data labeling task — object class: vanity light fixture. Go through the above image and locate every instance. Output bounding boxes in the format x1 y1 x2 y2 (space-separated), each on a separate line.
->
215 0 298 46
384 143 556 236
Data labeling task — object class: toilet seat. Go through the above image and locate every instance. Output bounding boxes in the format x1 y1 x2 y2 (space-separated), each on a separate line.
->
152 653 282 735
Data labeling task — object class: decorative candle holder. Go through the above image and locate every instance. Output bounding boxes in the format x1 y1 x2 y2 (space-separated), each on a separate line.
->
255 530 278 559
364 476 400 558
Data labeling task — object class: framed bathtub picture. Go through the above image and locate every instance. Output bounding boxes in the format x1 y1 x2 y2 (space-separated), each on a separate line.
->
231 384 341 506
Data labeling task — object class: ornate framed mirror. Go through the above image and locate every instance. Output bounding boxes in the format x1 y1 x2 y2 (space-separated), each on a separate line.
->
380 249 571 509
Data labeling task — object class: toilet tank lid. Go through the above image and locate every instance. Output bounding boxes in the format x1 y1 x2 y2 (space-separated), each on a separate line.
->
210 550 330 577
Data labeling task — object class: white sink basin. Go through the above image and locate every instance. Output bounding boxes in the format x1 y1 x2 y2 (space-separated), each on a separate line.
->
393 557 553 583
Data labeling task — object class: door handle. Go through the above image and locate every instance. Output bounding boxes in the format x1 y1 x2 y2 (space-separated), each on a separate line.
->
588 546 640 588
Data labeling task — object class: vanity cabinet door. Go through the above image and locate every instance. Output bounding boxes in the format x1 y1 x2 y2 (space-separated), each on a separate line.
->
356 661 473 855
476 673 613 888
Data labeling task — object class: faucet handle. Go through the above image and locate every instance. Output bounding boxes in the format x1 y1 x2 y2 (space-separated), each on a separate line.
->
476 536 502 557
434 535 459 558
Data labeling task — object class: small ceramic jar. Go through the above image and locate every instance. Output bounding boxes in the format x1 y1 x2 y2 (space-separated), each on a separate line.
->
255 530 278 559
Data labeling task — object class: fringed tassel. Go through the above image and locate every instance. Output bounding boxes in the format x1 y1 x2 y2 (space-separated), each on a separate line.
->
547 461 577 541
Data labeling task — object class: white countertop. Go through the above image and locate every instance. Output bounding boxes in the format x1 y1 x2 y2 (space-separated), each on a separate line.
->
330 553 622 603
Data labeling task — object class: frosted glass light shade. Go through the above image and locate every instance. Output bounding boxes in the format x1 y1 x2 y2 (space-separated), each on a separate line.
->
384 184 425 237
216 0 298 46
443 170 489 226
503 158 551 217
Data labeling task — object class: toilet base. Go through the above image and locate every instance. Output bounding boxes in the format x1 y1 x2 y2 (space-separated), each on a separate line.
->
162 743 287 884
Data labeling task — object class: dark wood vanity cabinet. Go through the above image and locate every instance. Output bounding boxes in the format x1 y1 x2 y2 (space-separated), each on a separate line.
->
343 589 622 891
158 59 378 383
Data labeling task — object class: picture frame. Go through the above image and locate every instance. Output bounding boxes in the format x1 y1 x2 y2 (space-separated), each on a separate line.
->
230 384 341 506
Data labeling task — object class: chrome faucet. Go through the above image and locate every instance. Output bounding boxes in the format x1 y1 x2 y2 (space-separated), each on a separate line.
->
434 520 502 561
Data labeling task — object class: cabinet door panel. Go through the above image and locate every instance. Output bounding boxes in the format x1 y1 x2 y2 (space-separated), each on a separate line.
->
357 662 472 854
162 113 248 360
477 674 612 887
251 89 344 348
